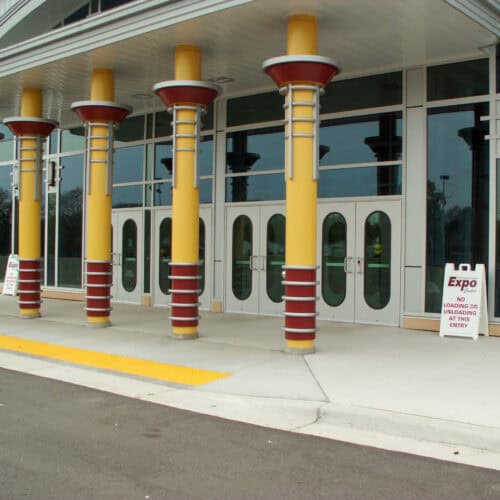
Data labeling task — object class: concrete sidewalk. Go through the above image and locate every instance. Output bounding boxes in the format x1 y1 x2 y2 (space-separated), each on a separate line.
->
1 295 500 471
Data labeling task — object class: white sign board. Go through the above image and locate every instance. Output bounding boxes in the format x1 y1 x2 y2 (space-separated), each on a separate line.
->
2 254 19 296
439 263 488 340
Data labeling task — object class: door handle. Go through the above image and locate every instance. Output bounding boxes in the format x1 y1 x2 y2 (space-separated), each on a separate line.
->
261 255 266 271
343 257 353 274
356 257 363 274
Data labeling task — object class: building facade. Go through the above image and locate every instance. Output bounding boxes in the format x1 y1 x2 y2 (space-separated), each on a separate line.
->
0 0 499 338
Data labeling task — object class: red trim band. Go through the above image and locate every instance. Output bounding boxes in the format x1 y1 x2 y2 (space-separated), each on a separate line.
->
86 261 112 317
170 263 199 327
18 259 41 310
283 267 318 341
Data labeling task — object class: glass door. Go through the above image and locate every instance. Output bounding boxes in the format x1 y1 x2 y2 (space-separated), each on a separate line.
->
318 200 401 325
153 207 212 308
226 205 285 315
355 200 401 325
317 203 356 322
111 210 143 304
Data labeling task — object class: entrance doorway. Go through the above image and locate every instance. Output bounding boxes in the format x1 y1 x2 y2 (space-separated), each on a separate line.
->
111 210 143 304
153 207 212 309
318 200 401 325
226 205 285 315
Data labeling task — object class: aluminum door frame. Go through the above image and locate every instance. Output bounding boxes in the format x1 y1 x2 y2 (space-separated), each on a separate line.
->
317 202 356 322
111 210 143 304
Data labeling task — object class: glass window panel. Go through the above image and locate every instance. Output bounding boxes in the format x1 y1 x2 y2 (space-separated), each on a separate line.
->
497 44 500 93
146 113 153 139
0 123 14 141
114 115 145 146
46 193 56 286
145 143 154 181
144 210 150 294
496 159 500 315
58 154 83 288
200 178 212 204
122 219 137 292
199 219 205 295
232 215 252 300
114 145 144 183
0 165 12 279
226 127 284 174
112 184 143 208
364 211 391 310
322 72 403 114
158 217 171 295
318 165 402 198
154 142 173 180
225 173 285 202
266 214 285 303
154 111 172 138
227 92 283 127
49 130 58 155
61 127 85 152
202 104 214 131
101 0 133 11
64 3 89 25
322 213 347 306
153 182 172 206
320 112 403 166
427 59 489 101
0 140 14 162
200 136 213 176
426 103 489 312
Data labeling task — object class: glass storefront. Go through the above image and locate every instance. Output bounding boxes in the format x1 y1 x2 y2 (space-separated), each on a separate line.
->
426 103 489 312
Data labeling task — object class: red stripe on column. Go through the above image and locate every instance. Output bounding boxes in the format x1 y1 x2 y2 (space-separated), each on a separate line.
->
283 267 317 341
86 262 111 317
170 263 199 327
18 259 41 309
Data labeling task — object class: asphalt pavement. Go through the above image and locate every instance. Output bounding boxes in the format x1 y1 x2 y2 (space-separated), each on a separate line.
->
1 368 499 500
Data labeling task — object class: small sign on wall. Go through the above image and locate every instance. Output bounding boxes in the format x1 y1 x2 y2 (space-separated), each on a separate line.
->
439 263 488 340
2 254 19 296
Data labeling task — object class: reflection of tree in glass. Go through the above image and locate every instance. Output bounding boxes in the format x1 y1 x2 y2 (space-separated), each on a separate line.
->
59 187 82 258
0 187 12 276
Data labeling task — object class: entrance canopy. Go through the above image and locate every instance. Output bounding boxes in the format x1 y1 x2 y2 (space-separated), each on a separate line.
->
0 0 497 126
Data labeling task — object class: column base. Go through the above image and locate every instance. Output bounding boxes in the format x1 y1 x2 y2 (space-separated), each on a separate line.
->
172 328 199 340
87 317 111 328
285 339 315 355
20 309 41 319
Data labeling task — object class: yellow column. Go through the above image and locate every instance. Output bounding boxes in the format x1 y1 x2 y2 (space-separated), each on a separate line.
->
86 69 114 326
19 88 43 318
171 46 200 338
285 16 318 353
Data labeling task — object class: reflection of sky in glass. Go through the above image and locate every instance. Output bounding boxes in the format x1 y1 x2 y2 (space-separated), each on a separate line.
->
60 154 83 192
0 124 13 141
318 166 402 198
320 113 403 166
112 184 143 208
428 109 479 210
153 182 172 206
114 145 144 183
154 142 172 180
61 128 85 152
200 138 213 176
226 129 284 173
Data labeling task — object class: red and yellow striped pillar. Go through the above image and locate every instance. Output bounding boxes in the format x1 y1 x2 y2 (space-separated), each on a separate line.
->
263 15 340 354
72 69 131 327
4 89 58 318
154 45 220 339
